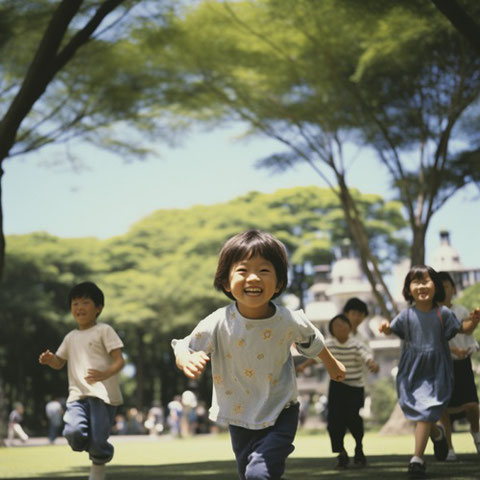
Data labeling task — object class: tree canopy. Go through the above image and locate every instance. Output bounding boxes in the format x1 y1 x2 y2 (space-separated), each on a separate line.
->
135 0 480 315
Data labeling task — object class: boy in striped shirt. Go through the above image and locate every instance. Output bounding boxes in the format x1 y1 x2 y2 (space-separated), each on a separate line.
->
297 313 378 468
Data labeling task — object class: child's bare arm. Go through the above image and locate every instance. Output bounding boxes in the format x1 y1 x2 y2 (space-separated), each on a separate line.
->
460 308 480 335
317 346 346 382
176 350 210 380
296 358 315 374
85 348 125 384
378 321 391 335
38 349 66 370
366 358 379 373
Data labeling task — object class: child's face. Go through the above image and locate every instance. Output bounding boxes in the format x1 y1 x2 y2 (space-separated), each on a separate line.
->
331 318 351 343
70 296 102 330
225 255 280 319
345 309 366 331
410 272 435 305
442 280 455 305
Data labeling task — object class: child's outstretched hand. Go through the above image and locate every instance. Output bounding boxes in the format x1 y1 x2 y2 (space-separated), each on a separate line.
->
367 358 379 373
462 308 480 335
177 350 210 379
378 321 391 335
39 349 55 366
38 349 65 370
318 347 346 382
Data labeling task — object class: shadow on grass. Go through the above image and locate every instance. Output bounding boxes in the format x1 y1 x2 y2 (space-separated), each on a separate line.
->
11 454 480 479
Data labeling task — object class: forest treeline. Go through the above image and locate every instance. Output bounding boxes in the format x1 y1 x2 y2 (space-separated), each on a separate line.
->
3 185 480 435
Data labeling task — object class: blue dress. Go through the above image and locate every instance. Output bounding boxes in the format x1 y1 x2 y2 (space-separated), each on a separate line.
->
390 306 461 422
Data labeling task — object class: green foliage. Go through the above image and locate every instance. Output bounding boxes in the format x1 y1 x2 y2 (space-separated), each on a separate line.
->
369 377 397 425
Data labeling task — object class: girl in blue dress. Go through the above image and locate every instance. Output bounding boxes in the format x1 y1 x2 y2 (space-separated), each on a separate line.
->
379 265 479 479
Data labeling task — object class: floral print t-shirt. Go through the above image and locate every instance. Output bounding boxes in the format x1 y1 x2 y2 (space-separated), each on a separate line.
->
172 303 325 429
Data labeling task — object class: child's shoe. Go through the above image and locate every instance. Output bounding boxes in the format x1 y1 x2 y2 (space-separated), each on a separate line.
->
431 424 448 461
89 463 105 480
354 446 367 467
446 449 457 461
335 450 349 468
407 461 426 479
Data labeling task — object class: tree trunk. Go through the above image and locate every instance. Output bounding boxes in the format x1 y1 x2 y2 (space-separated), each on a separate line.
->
337 175 399 319
379 402 414 435
136 326 145 411
0 163 4 281
410 223 427 266
431 0 480 54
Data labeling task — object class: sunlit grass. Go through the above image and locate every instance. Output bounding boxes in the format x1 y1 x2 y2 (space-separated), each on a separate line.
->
1 430 479 479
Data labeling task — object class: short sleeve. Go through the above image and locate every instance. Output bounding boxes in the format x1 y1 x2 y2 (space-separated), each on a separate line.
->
292 309 325 357
171 312 219 357
56 335 69 361
102 324 124 353
389 310 407 340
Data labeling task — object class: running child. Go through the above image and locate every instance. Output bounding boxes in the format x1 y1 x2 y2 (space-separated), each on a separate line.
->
437 271 480 461
39 282 124 480
379 265 480 479
172 229 346 480
297 313 378 468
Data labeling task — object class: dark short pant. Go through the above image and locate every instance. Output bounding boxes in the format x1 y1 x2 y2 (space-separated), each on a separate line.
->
229 403 299 480
327 381 364 453
63 397 116 465
449 357 479 408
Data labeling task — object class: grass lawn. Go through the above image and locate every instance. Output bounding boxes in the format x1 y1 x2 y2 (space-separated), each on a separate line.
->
1 430 479 479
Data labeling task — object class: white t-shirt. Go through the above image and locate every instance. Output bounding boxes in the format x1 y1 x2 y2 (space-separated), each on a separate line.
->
449 304 479 360
172 303 325 430
56 323 124 405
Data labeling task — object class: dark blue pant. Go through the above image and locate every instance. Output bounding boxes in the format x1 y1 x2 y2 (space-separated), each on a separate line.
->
229 403 298 480
63 397 116 465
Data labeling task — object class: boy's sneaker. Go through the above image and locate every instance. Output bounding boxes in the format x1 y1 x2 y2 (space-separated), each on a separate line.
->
431 424 448 461
89 463 105 480
335 451 349 468
408 461 426 479
471 431 480 454
446 449 457 461
354 446 367 467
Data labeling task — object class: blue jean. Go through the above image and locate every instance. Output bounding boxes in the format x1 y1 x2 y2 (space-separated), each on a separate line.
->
63 397 116 465
229 403 299 480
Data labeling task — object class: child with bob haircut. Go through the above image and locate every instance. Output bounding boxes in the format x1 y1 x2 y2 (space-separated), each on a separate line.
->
39 282 125 480
379 265 480 479
172 229 346 480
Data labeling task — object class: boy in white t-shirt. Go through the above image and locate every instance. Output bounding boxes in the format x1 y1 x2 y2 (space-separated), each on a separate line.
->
39 282 124 480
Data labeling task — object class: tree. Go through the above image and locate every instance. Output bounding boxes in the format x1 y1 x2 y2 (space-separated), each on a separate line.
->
0 0 180 278
141 0 480 316
431 0 480 53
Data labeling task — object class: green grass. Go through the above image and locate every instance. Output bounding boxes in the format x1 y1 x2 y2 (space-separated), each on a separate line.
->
1 431 479 479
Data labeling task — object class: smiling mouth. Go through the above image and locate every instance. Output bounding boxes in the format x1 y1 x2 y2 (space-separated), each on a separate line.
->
244 288 262 295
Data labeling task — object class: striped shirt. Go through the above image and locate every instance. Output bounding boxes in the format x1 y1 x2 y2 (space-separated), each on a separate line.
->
322 336 373 387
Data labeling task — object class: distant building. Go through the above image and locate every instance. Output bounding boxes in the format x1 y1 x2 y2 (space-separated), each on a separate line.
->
430 230 480 292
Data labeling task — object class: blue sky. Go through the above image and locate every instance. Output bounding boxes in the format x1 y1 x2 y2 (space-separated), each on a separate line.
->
4 124 479 269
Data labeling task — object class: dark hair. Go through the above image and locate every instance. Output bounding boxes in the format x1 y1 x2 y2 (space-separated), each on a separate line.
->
328 313 351 336
68 281 105 308
343 297 369 316
437 271 456 288
213 230 289 300
402 265 445 305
